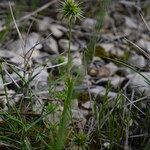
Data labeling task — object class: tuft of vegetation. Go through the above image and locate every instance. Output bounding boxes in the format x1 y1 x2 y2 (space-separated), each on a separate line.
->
0 0 149 150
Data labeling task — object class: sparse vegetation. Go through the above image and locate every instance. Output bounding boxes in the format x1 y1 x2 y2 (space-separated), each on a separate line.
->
0 0 149 150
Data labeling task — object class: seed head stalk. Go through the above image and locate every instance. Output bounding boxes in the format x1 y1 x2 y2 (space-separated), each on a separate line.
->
67 18 72 77
55 1 83 149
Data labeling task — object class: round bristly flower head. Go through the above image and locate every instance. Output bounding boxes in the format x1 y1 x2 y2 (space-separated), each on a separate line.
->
60 0 83 21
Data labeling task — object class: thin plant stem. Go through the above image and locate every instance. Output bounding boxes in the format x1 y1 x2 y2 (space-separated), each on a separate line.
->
55 13 74 150
67 18 73 76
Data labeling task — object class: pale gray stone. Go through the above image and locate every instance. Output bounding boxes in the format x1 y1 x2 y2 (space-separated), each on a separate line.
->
105 62 118 76
10 55 25 65
0 77 3 90
109 76 125 89
81 101 93 110
137 39 150 52
128 54 146 68
100 43 114 53
82 18 96 30
7 32 42 54
49 24 66 38
72 109 87 125
110 48 124 57
89 86 117 99
59 39 79 52
0 49 16 58
72 52 82 66
43 37 58 54
128 72 150 96
5 71 24 84
32 67 49 91
125 17 139 29
36 17 52 32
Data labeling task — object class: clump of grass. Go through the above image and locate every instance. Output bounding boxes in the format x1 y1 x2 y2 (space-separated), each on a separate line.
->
0 1 149 149
73 132 88 149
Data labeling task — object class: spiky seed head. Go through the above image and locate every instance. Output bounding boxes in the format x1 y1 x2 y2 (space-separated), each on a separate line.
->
60 0 83 21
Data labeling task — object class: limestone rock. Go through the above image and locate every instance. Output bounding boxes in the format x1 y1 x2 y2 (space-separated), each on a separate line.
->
59 39 79 52
43 37 58 54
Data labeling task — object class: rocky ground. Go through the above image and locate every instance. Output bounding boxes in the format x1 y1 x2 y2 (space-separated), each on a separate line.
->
0 0 150 149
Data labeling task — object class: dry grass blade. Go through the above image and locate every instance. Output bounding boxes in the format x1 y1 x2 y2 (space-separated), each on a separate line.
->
122 93 145 115
2 63 20 89
45 61 68 69
125 38 150 60
124 125 129 150
0 142 19 150
127 96 147 106
140 13 150 32
9 2 25 54
24 33 52 59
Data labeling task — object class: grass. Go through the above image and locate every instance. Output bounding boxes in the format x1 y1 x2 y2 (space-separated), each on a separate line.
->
0 0 149 150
